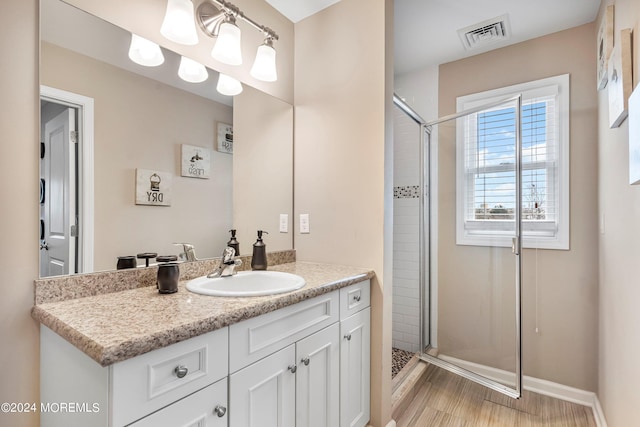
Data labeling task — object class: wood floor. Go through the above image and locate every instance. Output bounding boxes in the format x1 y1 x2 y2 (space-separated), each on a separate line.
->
395 363 597 427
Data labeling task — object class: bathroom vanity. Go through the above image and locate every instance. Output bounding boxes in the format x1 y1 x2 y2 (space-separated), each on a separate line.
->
33 261 372 427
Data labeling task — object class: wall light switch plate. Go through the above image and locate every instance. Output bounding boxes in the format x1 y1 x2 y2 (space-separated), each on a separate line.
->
279 214 288 233
300 214 310 234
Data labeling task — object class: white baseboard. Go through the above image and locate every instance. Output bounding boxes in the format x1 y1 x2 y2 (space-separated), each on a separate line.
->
438 355 608 427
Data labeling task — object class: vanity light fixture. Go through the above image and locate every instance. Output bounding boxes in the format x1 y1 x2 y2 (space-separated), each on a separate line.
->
128 34 165 67
160 0 199 45
210 12 243 65
197 0 279 81
250 36 277 82
178 56 209 83
216 73 243 96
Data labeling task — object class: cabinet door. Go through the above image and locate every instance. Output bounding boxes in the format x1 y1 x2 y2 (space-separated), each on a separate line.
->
229 345 296 427
340 307 370 427
296 323 340 427
129 377 227 427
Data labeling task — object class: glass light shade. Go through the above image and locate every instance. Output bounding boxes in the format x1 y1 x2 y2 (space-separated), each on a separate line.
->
250 44 277 82
216 73 243 96
211 22 242 66
128 34 164 67
160 0 198 45
178 56 209 83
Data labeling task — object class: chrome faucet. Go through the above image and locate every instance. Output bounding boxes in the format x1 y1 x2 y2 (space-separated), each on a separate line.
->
207 247 243 278
174 243 197 262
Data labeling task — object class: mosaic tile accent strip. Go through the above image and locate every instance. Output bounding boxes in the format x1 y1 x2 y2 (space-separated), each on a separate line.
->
34 250 297 305
394 185 421 199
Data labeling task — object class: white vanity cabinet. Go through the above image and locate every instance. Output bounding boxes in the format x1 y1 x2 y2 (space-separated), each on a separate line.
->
40 279 370 427
339 281 371 427
40 326 228 427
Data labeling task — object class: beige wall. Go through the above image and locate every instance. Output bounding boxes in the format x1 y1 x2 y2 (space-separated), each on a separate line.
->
0 1 39 426
597 0 640 425
65 0 294 104
439 23 599 391
293 0 393 425
234 86 293 254
42 42 234 271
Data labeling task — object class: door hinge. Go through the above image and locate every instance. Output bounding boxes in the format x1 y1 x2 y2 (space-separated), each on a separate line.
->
70 224 78 237
70 131 78 143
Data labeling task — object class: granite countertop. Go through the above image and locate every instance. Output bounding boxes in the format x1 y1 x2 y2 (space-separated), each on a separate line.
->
32 262 374 367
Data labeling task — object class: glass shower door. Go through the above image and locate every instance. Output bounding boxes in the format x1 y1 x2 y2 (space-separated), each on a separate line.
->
422 95 523 399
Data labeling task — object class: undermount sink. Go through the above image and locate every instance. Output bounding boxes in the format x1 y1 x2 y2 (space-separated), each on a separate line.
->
186 271 306 297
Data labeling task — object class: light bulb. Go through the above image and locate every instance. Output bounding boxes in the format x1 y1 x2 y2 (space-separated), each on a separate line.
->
128 34 164 67
250 42 277 82
211 21 242 66
160 0 198 45
178 56 209 83
216 73 243 96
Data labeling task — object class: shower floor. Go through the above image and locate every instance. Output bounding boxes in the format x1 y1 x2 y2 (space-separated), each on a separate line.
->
392 348 416 378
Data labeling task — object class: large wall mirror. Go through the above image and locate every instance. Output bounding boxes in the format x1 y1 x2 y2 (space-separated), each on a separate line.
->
39 0 293 277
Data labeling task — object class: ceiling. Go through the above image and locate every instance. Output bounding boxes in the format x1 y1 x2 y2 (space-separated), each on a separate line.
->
267 0 602 75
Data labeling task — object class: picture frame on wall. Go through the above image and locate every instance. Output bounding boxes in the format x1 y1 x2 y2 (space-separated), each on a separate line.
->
608 28 634 128
181 144 211 179
217 122 233 154
628 86 640 185
596 5 614 90
135 169 172 206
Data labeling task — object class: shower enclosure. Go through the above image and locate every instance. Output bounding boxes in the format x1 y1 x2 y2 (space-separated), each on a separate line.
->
393 94 523 399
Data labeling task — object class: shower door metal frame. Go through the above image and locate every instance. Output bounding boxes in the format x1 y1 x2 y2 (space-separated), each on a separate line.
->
393 93 523 399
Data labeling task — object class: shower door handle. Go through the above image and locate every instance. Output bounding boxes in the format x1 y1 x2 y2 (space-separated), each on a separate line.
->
511 237 520 255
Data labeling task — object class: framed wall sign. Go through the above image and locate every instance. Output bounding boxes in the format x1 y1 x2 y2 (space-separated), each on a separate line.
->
181 144 211 179
629 86 640 185
608 28 634 128
596 5 614 90
135 169 172 206
217 122 233 154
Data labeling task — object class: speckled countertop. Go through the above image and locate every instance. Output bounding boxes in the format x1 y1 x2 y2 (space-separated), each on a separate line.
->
32 262 374 367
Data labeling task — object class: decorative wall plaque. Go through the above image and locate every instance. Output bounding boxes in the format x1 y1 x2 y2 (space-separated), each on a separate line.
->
135 169 172 206
608 28 634 128
596 5 614 90
181 144 211 179
217 122 233 154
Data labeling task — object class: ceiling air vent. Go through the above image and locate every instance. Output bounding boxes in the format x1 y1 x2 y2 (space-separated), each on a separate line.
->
457 14 511 51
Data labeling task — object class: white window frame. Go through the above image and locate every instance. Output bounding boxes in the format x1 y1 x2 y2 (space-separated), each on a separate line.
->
456 74 570 250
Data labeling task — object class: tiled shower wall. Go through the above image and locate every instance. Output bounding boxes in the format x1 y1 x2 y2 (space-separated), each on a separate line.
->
392 105 421 352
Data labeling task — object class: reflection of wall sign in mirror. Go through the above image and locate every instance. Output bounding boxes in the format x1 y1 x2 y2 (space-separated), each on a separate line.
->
596 5 614 91
135 169 172 206
40 178 45 204
217 122 233 154
181 144 211 179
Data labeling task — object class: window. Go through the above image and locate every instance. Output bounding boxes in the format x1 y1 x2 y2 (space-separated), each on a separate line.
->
456 74 569 250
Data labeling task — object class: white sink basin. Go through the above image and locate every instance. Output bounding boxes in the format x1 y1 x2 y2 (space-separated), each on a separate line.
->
186 271 306 297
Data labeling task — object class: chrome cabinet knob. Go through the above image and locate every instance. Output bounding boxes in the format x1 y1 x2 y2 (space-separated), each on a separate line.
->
301 357 310 366
344 333 352 341
214 405 226 417
174 365 188 378
288 365 297 374
353 295 361 302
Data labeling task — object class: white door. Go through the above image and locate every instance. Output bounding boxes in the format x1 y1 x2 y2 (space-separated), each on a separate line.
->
296 323 340 427
340 307 370 427
229 345 296 427
41 107 76 277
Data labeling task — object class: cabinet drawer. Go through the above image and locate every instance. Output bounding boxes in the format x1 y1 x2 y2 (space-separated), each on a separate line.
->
111 327 228 427
129 377 228 427
339 280 370 319
229 291 339 373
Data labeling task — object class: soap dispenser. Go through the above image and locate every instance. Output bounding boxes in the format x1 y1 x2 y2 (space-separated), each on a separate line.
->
251 230 268 270
227 229 240 256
